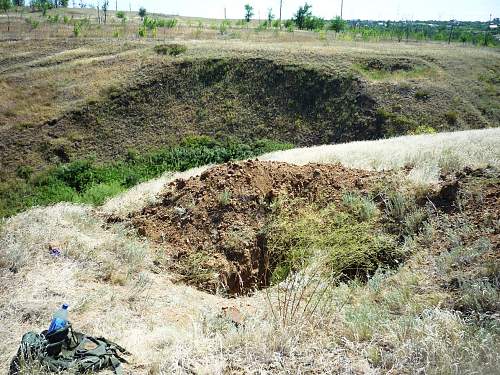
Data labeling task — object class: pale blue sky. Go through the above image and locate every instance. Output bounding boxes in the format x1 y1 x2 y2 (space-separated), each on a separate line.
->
98 0 499 21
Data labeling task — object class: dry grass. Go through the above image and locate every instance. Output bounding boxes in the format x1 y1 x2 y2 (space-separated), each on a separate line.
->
260 128 500 185
101 165 212 217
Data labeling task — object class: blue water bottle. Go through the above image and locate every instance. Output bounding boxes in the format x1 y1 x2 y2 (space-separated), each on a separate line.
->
48 303 69 333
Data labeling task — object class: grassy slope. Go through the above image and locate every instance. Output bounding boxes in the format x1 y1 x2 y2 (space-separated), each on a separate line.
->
0 23 499 180
1 129 499 374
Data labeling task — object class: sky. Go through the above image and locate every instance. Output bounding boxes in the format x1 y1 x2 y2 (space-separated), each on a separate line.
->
87 0 499 22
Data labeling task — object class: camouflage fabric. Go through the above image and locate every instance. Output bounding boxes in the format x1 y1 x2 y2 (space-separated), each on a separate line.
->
9 324 129 374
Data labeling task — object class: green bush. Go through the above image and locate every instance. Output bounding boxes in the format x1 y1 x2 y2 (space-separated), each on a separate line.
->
16 166 33 181
73 22 82 37
0 137 292 218
78 182 124 205
342 192 379 221
266 201 400 283
137 26 147 37
445 111 458 125
47 14 59 23
411 125 436 135
25 17 40 30
414 90 430 100
164 18 177 28
154 43 187 56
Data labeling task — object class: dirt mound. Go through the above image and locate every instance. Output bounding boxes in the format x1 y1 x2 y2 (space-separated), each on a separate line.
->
131 160 384 295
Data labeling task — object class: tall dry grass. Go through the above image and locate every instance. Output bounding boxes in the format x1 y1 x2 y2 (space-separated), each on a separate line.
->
260 128 500 184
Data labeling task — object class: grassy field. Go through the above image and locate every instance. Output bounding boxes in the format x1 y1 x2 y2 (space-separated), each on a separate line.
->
0 6 499 375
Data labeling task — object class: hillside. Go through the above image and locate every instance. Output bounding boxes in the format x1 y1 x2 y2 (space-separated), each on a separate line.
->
1 35 499 217
1 39 498 176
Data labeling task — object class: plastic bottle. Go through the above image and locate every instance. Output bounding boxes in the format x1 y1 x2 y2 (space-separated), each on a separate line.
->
47 303 69 333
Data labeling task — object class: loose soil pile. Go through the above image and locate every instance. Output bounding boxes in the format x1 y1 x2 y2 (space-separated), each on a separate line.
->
131 160 385 295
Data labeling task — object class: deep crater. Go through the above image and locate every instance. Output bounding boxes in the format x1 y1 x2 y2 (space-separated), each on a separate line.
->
1 57 382 177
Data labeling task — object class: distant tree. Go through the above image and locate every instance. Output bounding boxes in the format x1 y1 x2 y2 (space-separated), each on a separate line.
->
60 0 68 6
267 8 274 23
13 0 24 6
292 3 312 30
0 0 13 32
329 16 347 33
78 0 85 7
116 9 126 22
244 4 253 23
102 0 108 23
138 6 146 19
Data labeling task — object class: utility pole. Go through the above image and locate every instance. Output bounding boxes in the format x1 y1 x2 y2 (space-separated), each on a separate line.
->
341 0 344 19
115 0 117 11
279 0 282 29
224 7 226 20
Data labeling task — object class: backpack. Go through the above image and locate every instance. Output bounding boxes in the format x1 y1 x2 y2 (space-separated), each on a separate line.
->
9 324 130 375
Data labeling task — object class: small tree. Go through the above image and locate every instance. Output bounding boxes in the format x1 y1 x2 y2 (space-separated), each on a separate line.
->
329 16 347 33
138 6 146 19
0 0 12 32
102 0 108 24
116 9 126 23
267 8 274 24
293 3 312 30
244 4 253 23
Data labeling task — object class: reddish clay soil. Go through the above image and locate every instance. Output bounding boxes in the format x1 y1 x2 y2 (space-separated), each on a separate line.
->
131 160 385 295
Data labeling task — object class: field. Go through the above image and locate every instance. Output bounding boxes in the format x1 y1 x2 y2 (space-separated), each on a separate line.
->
0 6 499 375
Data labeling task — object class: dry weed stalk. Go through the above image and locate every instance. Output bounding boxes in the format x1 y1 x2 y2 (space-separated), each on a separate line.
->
266 265 342 329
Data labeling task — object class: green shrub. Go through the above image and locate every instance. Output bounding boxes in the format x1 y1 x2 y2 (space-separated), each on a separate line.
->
47 14 59 23
342 192 379 221
164 18 177 28
73 22 82 37
26 17 40 30
78 182 124 205
116 10 126 19
444 111 458 125
415 90 430 100
266 201 400 283
154 43 187 56
16 166 33 181
411 125 436 135
0 137 292 218
138 25 147 37
218 189 232 206
219 20 230 35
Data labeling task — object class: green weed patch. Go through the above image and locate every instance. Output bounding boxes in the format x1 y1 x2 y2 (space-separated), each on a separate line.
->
265 199 404 283
0 137 292 218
